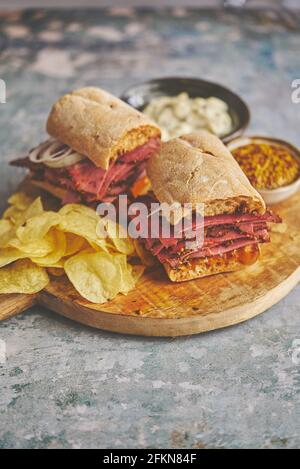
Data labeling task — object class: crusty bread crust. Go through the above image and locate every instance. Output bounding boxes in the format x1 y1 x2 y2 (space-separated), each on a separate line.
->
147 131 266 216
47 87 161 170
164 245 260 282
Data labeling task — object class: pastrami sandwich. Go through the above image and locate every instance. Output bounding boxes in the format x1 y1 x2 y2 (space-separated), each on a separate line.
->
140 131 281 282
12 87 161 204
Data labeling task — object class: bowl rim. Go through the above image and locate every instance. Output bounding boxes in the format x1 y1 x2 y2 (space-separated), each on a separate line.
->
120 76 250 142
227 135 300 194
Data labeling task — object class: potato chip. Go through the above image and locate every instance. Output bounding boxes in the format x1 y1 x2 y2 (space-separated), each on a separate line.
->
113 255 145 293
16 211 61 243
59 210 108 251
44 258 65 270
3 205 25 225
0 247 26 268
0 219 13 236
4 196 44 226
96 218 134 255
64 233 87 257
22 197 44 219
7 192 34 210
8 229 58 257
0 193 146 302
0 259 49 294
59 203 99 220
0 219 15 248
2 193 34 225
59 204 111 250
31 229 66 266
64 251 139 304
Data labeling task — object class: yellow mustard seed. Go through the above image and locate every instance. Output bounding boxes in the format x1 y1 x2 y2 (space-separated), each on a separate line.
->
232 143 300 190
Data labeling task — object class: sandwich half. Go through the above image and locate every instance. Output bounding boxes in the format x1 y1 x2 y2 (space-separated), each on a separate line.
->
139 131 281 282
12 87 161 204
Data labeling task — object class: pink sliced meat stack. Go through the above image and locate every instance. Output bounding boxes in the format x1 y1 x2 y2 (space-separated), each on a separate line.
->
137 197 282 269
12 137 160 204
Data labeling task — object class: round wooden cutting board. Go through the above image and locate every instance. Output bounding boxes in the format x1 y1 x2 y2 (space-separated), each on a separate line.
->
1 192 300 337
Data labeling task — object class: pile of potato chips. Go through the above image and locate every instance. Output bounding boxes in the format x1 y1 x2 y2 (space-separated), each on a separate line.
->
0 193 145 304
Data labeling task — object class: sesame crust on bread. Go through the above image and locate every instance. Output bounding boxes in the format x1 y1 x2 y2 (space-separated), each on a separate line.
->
47 87 161 170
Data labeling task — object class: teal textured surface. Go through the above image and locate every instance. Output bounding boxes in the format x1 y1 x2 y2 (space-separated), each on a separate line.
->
0 8 300 449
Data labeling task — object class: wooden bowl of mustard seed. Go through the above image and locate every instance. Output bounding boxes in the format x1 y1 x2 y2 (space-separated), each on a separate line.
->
227 136 300 205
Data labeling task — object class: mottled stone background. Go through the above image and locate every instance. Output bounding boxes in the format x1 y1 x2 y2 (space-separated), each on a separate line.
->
0 8 300 449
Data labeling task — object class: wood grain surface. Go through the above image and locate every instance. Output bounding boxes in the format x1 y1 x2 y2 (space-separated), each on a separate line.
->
0 191 299 336
0 294 37 322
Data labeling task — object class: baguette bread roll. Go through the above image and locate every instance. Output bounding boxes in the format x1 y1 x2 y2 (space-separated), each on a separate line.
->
164 244 260 282
146 131 266 217
47 87 161 170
